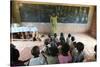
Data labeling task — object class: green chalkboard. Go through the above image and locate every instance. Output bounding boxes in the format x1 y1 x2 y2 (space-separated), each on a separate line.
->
20 4 89 23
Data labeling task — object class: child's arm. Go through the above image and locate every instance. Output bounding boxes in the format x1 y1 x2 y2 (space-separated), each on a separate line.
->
41 52 48 64
22 58 31 63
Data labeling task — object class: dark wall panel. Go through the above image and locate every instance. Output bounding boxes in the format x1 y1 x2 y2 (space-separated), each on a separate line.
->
20 4 89 23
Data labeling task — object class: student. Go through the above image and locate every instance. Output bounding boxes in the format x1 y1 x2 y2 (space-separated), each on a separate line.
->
46 33 52 46
58 43 72 63
17 32 22 39
33 32 41 41
11 48 24 66
45 47 59 64
71 36 75 42
33 33 37 41
43 33 52 50
10 43 16 49
22 32 26 39
59 32 65 45
71 42 78 62
42 39 51 53
46 33 52 43
13 33 20 39
54 33 57 38
66 33 71 43
50 35 57 47
26 32 32 39
57 42 62 54
11 46 30 66
54 33 59 44
29 46 47 65
73 42 85 62
48 33 51 38
70 36 75 51
41 34 45 38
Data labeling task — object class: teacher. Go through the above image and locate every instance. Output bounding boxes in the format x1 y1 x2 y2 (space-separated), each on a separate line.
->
50 13 58 35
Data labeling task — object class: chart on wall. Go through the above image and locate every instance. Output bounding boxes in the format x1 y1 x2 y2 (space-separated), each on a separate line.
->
20 4 89 23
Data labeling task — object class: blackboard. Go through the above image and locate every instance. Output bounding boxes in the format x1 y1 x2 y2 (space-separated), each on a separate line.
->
20 4 89 23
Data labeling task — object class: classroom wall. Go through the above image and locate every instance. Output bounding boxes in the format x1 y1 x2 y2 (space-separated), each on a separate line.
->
87 7 96 38
21 23 87 33
12 1 95 34
20 6 94 34
11 0 94 33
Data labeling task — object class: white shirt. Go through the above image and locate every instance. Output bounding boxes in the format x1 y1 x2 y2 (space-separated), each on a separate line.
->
66 37 71 46
73 51 85 62
29 54 47 65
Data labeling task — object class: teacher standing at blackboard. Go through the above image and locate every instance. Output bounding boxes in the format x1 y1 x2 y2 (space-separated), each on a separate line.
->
50 13 58 35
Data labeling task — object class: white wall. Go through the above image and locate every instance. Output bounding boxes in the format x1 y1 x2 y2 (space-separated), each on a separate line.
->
21 23 89 34
20 6 94 34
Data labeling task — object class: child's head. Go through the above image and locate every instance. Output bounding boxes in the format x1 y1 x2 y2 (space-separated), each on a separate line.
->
54 33 57 38
68 33 71 38
51 35 55 40
48 33 51 38
60 32 64 37
10 43 16 49
71 36 75 42
76 42 84 53
50 40 57 47
31 46 40 58
52 13 56 17
61 43 70 56
73 41 77 48
49 47 59 56
44 39 49 46
11 48 20 62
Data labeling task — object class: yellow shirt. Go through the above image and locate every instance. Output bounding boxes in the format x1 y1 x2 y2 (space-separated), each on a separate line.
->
50 16 58 34
50 16 57 26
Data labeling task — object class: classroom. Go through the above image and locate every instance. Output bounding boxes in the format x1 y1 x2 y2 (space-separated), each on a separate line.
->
10 0 97 66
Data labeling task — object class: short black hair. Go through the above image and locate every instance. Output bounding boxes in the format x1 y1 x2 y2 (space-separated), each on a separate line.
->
10 43 16 49
60 32 64 36
61 43 70 56
54 33 57 38
60 32 65 42
73 41 77 48
76 42 84 52
48 33 51 38
71 36 75 41
49 47 59 56
11 48 20 61
31 46 40 57
68 33 71 38
44 39 49 45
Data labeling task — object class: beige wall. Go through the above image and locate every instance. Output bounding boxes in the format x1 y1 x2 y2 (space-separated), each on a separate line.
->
20 23 90 34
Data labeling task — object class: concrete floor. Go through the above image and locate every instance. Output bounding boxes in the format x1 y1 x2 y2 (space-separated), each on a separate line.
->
11 33 96 61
